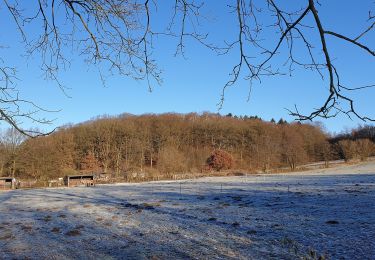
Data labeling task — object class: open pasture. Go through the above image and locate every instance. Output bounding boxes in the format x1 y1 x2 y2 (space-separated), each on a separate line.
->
1 162 375 259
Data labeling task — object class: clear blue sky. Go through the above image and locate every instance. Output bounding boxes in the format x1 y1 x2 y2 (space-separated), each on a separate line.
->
0 0 374 134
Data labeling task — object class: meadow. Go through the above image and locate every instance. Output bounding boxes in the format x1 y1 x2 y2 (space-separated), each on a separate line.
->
1 161 375 259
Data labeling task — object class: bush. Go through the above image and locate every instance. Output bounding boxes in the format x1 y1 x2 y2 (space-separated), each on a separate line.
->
206 149 234 171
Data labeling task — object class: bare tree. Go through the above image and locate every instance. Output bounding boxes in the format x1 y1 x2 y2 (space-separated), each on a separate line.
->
0 127 25 177
0 65 55 136
1 1 374 135
218 0 374 122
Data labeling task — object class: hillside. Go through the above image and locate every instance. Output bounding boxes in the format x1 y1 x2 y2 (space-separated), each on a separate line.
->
0 113 374 181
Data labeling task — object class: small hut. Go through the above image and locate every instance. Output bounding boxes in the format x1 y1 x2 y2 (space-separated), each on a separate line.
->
0 177 16 190
64 175 95 187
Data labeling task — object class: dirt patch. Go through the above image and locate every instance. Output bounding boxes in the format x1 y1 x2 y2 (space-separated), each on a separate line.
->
21 225 33 232
232 222 240 227
65 229 81 236
43 215 53 222
0 232 13 240
326 220 339 225
51 227 61 233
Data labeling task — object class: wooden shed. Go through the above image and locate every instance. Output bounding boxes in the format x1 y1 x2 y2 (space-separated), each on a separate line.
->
64 175 95 187
0 177 16 190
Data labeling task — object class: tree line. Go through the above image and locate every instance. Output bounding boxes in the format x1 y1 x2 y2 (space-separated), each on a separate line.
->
0 113 374 181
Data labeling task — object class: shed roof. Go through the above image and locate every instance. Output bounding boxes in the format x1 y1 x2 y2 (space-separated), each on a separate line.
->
0 177 15 181
66 175 94 178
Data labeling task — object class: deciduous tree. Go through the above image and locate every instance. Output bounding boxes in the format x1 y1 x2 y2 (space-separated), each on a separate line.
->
206 149 234 171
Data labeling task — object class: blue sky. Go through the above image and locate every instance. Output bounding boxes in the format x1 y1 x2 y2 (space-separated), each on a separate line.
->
0 0 374 134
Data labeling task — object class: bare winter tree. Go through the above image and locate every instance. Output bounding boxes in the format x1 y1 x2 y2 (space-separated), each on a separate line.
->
0 0 374 135
0 127 25 177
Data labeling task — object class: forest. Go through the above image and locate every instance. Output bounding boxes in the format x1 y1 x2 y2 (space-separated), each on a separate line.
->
0 113 374 181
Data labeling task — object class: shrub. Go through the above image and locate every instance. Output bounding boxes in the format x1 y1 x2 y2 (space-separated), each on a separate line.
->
206 149 234 171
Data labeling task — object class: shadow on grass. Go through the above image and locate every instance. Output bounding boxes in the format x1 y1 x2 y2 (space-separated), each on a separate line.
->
0 173 375 259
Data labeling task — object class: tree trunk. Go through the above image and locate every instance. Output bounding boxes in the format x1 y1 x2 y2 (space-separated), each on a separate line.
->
12 159 16 178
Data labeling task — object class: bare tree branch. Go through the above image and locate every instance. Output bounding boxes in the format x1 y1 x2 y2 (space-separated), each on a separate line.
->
0 0 374 135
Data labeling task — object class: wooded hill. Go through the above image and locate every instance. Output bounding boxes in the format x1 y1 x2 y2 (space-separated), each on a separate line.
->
1 113 374 181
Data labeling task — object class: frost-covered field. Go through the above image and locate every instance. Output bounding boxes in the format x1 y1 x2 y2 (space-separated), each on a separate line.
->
1 161 375 259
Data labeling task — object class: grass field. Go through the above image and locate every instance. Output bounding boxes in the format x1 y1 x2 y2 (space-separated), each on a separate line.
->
1 161 375 259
